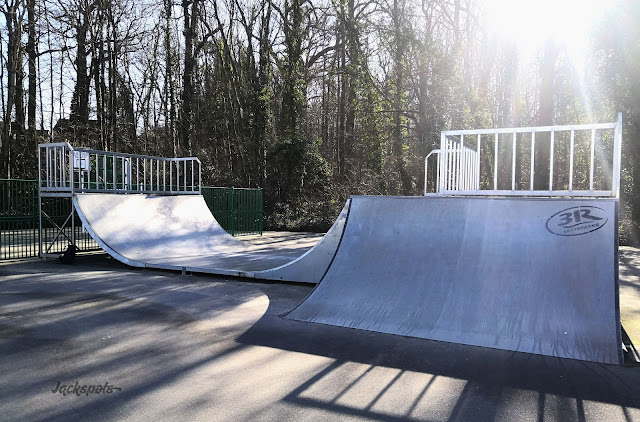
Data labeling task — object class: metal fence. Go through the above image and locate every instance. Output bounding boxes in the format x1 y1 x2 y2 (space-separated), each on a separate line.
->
39 143 202 195
425 113 622 198
201 187 263 236
0 179 98 259
1 179 41 259
1 180 263 259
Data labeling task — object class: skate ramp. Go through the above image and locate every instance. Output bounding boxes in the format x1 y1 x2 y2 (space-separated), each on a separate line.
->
73 193 349 283
287 196 622 365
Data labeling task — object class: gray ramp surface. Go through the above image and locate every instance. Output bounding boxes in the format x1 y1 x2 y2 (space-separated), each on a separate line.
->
287 196 622 364
73 193 349 283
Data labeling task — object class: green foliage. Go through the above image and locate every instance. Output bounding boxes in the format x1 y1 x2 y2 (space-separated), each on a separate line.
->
263 135 333 230
591 0 640 245
6 0 640 238
266 135 331 203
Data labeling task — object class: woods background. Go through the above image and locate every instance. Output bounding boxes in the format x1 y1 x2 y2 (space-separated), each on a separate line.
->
1 0 639 240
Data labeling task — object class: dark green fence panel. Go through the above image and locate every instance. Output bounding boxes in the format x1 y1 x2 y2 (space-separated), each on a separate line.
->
1 179 100 259
202 187 234 232
201 187 263 236
0 179 39 259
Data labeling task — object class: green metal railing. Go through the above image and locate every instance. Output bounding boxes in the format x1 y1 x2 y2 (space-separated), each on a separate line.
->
1 179 100 259
1 180 263 260
201 187 263 236
1 179 40 259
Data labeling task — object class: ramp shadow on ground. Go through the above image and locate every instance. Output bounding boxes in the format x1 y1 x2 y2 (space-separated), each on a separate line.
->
237 285 640 422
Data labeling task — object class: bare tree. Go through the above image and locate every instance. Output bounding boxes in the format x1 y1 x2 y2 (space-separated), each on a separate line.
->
1 0 26 178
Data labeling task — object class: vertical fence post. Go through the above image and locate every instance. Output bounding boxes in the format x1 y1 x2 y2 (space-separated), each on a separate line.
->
569 130 575 193
231 188 236 236
424 155 429 195
530 132 536 191
494 133 498 191
511 132 516 191
38 149 43 257
476 134 481 190
438 132 445 194
259 189 263 235
549 131 555 192
69 146 75 249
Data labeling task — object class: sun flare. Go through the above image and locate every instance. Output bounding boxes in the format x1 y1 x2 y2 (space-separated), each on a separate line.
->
484 0 617 57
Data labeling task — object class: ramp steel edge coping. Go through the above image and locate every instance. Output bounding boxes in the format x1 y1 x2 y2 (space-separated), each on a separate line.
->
424 112 623 198
38 142 202 197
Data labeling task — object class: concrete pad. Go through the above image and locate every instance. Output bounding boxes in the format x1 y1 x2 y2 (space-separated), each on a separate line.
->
0 256 639 421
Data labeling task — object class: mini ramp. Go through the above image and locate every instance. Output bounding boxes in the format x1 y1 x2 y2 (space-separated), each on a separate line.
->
73 193 349 283
287 196 622 365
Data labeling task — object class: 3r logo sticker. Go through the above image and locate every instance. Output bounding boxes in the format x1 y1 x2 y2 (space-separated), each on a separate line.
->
546 206 608 236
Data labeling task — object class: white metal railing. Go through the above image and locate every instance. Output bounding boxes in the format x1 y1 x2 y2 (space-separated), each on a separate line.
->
424 113 622 198
424 138 480 195
38 143 202 196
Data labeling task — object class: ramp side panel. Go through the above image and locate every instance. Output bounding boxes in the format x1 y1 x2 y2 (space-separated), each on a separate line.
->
287 196 621 365
247 199 351 283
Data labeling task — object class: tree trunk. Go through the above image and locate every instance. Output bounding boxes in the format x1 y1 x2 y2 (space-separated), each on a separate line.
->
344 0 357 176
27 0 36 132
108 3 117 151
337 24 346 175
280 0 306 138
391 0 412 194
163 0 177 156
93 6 105 150
71 15 90 126
14 37 25 130
2 4 22 178
181 0 198 155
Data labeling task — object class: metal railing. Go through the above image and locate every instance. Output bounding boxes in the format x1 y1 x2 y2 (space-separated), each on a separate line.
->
425 113 622 198
1 179 100 259
38 143 202 195
201 187 263 236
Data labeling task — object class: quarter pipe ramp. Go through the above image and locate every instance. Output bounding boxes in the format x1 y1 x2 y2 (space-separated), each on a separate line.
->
73 193 349 283
286 196 622 365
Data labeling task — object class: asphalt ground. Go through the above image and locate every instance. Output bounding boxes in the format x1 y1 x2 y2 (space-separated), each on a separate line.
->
0 244 639 422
